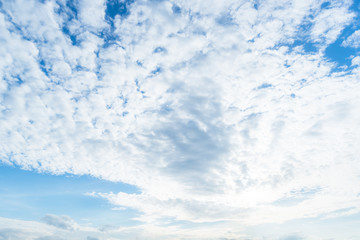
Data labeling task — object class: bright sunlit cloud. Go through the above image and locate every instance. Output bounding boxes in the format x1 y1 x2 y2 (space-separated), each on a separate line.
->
1 0 360 239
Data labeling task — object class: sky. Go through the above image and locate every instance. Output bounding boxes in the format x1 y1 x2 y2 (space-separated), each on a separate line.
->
0 0 360 239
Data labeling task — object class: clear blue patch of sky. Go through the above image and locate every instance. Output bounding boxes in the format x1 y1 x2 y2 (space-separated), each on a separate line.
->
320 1 331 10
324 25 359 69
291 40 318 53
105 0 135 22
0 164 140 227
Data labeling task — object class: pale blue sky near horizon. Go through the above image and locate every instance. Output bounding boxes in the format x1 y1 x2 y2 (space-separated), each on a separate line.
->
0 163 140 227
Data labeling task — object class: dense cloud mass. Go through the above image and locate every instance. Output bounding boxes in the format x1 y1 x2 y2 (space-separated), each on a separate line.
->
1 0 360 239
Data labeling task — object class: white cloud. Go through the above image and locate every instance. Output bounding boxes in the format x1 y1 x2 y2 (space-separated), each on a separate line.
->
78 0 107 29
351 56 360 66
342 29 360 48
1 0 360 239
310 0 354 45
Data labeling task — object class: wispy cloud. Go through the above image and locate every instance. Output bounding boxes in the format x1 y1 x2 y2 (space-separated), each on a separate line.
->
42 215 78 231
342 30 360 48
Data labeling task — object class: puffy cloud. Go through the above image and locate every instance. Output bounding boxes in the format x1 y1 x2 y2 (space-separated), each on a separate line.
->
1 0 360 239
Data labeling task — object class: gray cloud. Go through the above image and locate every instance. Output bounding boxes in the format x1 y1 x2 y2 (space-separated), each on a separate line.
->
42 215 77 231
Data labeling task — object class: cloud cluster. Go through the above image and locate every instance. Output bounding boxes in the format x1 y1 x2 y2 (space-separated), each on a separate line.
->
1 0 360 239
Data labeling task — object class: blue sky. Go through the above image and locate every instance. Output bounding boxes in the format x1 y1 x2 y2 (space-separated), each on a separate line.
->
1 0 360 239
0 164 139 227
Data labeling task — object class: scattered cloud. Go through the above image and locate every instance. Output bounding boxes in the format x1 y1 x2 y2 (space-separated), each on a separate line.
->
1 0 360 239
